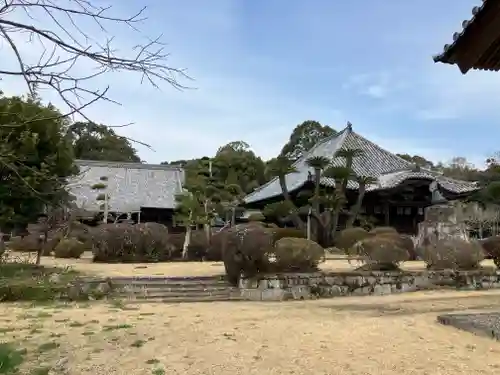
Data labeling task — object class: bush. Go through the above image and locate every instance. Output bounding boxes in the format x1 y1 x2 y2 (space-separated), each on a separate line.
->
352 235 409 270
480 236 500 268
335 227 370 252
91 223 175 263
270 228 306 242
247 213 265 222
421 238 485 270
54 238 88 259
41 236 60 256
8 235 41 252
222 224 274 284
221 224 325 285
273 237 324 272
369 226 398 236
375 233 417 261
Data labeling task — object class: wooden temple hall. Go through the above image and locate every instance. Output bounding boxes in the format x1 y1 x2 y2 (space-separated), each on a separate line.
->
433 0 500 74
243 125 479 234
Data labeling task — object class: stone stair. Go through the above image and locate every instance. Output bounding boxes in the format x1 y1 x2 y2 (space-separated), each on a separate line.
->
104 275 243 303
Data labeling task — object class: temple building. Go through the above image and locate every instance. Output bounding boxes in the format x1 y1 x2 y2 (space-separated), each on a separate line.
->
433 0 500 74
243 125 479 234
68 160 185 229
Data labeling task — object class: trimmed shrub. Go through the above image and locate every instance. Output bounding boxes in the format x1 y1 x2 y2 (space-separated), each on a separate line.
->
421 238 485 270
324 246 342 255
222 224 274 284
369 226 398 236
54 238 88 259
247 213 265 222
41 235 62 256
335 227 370 252
91 223 175 263
221 224 325 285
480 236 500 268
352 235 410 271
273 237 324 272
8 235 41 252
375 233 417 261
270 228 306 242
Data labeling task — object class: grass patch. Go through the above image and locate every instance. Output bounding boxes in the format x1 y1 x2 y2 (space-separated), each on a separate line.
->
68 321 85 328
102 324 133 332
130 339 146 348
146 358 160 365
0 343 26 373
37 342 60 353
0 263 81 302
30 367 51 375
151 368 165 375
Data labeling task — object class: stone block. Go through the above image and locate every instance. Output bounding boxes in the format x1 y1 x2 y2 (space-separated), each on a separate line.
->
373 284 392 296
261 288 286 301
290 286 313 300
240 289 263 301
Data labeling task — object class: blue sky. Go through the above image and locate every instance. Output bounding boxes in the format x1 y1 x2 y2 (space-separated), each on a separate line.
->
2 0 499 167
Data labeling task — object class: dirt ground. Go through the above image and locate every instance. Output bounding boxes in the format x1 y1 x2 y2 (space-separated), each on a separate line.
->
2 289 500 375
37 252 497 277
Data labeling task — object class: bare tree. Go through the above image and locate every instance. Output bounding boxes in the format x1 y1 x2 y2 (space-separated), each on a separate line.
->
0 0 189 124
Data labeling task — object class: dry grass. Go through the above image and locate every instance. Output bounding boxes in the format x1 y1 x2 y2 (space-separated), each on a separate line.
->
35 252 497 277
2 290 500 374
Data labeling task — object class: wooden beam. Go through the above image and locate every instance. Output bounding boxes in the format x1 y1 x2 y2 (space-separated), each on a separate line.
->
453 2 500 73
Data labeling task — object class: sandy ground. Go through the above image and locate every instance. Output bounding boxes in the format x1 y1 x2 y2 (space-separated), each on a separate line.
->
2 289 500 374
35 252 497 277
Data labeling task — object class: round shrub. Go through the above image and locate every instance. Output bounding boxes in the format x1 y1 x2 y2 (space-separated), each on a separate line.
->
270 228 306 242
247 213 265 222
352 235 410 270
335 227 370 252
369 226 398 236
41 235 62 256
54 238 87 259
479 236 500 268
375 233 417 261
91 223 175 263
7 235 41 252
221 224 275 285
273 237 324 272
421 238 485 270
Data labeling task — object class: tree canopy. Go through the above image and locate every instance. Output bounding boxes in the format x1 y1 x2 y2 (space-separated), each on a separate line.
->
68 122 141 162
0 93 76 230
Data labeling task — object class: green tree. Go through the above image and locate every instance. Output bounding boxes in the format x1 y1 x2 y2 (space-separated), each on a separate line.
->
265 156 305 230
280 120 337 161
396 153 434 169
0 93 76 231
68 122 141 162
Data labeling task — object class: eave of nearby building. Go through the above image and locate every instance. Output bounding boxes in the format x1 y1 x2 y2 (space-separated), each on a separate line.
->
433 0 500 74
243 126 479 205
68 160 185 212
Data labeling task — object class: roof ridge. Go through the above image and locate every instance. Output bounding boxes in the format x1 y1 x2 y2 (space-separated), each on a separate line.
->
348 131 415 167
76 159 184 172
245 125 350 201
291 125 349 167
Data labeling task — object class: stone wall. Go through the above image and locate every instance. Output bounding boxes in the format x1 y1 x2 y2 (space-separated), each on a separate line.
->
239 269 500 301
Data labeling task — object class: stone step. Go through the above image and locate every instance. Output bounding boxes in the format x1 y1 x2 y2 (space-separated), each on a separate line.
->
122 295 244 303
117 286 236 293
121 289 236 299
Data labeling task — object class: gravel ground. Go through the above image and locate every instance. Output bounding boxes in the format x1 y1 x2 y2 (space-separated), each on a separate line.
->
438 312 500 341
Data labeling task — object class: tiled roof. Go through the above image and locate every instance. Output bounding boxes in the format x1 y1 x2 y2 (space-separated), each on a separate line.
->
433 0 500 73
68 160 185 212
243 126 479 205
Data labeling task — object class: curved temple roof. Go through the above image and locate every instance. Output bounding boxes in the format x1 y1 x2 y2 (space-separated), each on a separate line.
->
433 0 500 73
243 126 478 205
68 160 185 212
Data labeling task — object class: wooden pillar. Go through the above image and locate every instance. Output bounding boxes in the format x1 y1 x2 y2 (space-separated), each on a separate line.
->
384 201 390 226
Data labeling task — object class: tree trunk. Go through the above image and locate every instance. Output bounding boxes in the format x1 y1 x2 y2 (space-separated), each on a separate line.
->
182 225 192 259
278 175 304 230
330 209 341 243
311 168 321 241
346 183 366 228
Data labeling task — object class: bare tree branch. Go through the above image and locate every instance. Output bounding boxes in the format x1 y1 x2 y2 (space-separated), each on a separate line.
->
0 0 190 126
